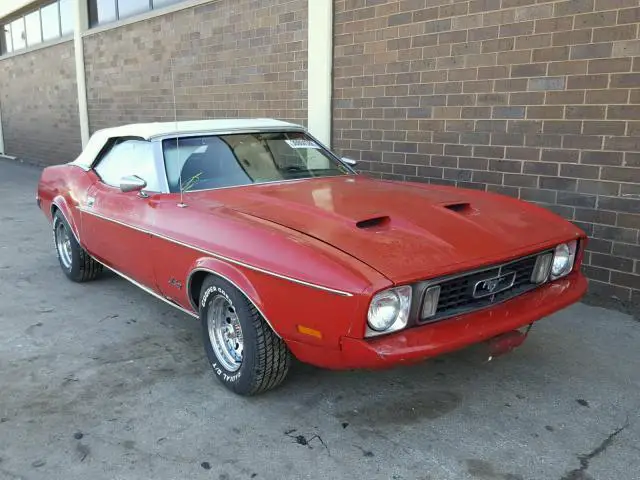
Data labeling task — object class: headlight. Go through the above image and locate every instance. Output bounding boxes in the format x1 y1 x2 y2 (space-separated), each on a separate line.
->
551 241 577 279
366 286 412 336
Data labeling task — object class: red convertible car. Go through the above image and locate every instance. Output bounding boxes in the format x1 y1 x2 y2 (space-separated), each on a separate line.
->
37 119 588 395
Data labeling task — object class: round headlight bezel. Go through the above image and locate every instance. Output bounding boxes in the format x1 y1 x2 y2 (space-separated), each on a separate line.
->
367 290 401 332
550 241 577 280
366 286 412 337
552 243 570 277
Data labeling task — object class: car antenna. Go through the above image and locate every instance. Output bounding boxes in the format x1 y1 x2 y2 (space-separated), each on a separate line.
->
171 58 187 208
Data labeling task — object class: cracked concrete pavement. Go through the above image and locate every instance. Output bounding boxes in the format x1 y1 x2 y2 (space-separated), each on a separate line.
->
0 159 639 480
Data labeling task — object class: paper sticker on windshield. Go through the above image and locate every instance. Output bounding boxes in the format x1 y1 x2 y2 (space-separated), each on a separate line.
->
285 139 320 149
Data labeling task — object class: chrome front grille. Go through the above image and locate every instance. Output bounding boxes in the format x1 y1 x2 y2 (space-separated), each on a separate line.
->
418 251 551 324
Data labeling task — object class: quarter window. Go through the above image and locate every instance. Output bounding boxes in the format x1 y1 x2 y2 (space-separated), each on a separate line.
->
95 140 162 192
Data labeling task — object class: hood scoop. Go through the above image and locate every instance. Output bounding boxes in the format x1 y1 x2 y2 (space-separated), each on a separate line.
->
443 202 472 214
356 215 390 229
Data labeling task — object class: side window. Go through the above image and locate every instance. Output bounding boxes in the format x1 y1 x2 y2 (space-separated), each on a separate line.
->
162 136 251 192
94 140 162 192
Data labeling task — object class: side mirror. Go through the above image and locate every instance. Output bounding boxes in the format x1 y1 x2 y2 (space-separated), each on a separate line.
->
120 175 147 193
342 157 357 167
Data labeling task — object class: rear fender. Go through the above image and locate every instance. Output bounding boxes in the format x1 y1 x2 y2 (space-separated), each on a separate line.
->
186 257 276 336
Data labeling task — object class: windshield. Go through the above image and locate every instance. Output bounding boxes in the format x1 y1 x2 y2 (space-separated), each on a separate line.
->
162 132 352 193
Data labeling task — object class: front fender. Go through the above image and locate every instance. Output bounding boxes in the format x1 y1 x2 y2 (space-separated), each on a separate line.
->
185 255 368 350
51 195 82 245
186 256 272 331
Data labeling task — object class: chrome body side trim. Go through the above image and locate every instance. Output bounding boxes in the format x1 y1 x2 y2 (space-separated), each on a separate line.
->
77 207 354 297
186 268 281 338
93 257 199 319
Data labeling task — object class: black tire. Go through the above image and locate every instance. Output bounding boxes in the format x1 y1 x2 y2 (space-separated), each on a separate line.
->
53 210 103 282
199 276 291 395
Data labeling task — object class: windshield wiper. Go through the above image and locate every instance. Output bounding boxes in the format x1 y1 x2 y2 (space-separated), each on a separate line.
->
281 165 307 173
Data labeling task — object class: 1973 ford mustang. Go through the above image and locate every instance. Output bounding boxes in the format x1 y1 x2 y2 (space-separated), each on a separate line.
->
37 119 588 395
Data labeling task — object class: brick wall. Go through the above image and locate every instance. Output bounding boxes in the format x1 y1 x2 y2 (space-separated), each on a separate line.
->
333 0 640 304
83 0 308 133
1 0 637 303
0 41 81 165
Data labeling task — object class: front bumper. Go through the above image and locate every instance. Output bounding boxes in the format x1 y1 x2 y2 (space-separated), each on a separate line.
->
289 271 587 369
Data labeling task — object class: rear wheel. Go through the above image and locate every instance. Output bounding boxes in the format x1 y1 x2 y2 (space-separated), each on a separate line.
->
199 276 290 395
53 211 103 282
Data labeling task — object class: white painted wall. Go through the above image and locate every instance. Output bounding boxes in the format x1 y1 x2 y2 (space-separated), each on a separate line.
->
307 0 333 147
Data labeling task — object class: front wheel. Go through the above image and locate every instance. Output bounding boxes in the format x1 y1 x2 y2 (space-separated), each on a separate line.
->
53 211 102 282
199 276 291 395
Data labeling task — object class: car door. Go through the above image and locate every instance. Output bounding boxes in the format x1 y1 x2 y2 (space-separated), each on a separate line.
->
80 139 163 290
150 134 253 307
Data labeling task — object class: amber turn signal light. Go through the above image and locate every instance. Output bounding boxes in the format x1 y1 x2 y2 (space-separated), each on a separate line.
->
297 325 322 339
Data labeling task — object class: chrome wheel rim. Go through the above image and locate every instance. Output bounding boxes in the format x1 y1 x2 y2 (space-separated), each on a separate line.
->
55 222 73 269
207 294 243 372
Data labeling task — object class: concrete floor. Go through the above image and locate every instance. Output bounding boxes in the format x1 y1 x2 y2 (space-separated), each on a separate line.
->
0 159 638 480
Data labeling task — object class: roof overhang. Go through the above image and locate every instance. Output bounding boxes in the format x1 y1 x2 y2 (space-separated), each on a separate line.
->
0 1 36 20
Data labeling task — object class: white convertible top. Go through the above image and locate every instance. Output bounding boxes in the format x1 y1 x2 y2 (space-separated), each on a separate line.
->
70 118 304 169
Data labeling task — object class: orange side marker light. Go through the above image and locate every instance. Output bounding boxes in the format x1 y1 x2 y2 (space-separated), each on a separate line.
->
297 325 322 339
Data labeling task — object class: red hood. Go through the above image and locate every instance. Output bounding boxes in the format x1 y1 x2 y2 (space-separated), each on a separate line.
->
206 176 582 284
